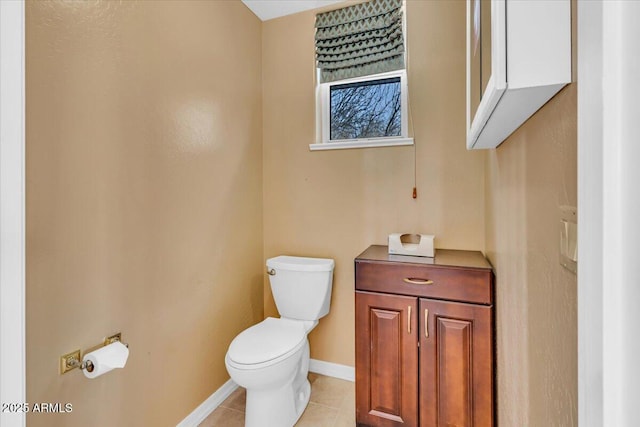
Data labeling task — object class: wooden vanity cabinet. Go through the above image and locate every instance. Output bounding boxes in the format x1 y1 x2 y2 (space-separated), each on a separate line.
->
355 245 494 427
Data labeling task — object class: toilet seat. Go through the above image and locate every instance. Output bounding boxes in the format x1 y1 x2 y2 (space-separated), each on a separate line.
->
227 318 306 369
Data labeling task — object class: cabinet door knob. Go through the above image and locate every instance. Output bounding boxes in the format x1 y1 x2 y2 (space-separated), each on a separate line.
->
403 278 434 285
425 309 429 338
408 306 412 334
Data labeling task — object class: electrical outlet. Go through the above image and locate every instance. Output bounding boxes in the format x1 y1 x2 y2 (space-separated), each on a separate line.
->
560 206 577 273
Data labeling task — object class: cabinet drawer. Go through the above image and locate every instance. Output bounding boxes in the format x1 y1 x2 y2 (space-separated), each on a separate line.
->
355 260 492 305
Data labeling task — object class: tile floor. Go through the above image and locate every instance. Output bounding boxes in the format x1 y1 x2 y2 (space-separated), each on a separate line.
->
199 373 355 427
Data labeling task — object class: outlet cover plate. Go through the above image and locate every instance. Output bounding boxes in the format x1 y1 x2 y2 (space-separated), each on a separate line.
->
560 206 577 274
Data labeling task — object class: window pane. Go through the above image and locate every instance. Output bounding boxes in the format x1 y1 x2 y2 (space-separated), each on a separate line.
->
330 77 401 140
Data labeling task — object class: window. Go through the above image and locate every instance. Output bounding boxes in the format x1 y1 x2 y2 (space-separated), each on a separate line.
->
312 70 411 150
310 0 412 151
331 76 401 140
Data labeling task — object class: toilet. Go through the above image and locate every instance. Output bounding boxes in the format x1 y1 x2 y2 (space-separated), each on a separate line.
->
225 255 335 427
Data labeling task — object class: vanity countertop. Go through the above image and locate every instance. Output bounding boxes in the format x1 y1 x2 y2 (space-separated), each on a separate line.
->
355 245 493 271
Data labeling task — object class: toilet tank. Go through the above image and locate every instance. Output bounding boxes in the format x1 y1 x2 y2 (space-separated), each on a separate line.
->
266 256 335 321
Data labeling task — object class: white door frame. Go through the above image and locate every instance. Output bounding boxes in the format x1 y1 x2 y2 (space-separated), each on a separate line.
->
578 1 640 425
0 0 26 426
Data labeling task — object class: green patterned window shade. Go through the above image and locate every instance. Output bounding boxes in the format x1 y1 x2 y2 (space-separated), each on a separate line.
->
315 0 405 83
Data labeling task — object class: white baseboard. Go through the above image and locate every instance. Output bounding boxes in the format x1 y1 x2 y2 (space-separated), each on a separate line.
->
176 359 354 426
176 378 238 427
309 358 355 382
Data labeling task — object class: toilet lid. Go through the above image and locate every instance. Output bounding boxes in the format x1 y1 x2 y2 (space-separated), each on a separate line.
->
227 318 306 365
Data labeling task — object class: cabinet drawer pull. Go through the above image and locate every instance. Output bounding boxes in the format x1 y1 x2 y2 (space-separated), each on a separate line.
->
408 306 412 334
403 277 434 285
425 309 429 338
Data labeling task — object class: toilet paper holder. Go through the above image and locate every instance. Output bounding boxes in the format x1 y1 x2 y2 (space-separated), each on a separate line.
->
60 333 128 375
65 354 95 373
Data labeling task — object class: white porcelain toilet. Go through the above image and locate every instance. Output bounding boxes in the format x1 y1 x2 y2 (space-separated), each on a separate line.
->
225 255 335 427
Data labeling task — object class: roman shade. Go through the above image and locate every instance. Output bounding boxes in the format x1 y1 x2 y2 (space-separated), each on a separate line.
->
315 0 405 83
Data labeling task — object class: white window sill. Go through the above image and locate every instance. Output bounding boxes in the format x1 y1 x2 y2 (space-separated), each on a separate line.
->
309 137 414 151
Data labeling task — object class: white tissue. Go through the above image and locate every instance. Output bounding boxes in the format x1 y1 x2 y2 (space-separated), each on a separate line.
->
82 341 129 379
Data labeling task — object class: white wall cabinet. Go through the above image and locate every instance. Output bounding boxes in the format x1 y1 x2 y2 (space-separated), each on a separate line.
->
466 0 571 150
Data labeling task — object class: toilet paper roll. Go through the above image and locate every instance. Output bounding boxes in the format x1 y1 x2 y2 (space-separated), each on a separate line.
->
82 341 129 379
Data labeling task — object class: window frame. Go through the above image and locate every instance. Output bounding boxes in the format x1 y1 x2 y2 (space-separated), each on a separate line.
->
310 69 414 151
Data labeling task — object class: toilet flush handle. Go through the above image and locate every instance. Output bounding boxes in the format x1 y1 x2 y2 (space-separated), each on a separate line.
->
267 268 276 276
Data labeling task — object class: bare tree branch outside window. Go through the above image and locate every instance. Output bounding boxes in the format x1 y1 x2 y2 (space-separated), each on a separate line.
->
330 77 401 140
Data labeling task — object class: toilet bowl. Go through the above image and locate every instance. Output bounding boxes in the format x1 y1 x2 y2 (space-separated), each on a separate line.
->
225 256 334 427
225 318 314 427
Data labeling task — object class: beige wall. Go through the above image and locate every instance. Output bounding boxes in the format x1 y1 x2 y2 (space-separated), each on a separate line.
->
485 3 578 424
26 1 262 426
262 0 486 366
484 68 578 426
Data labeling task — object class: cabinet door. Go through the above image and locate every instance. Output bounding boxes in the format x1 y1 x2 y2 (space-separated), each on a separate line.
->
356 291 418 426
419 299 493 427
